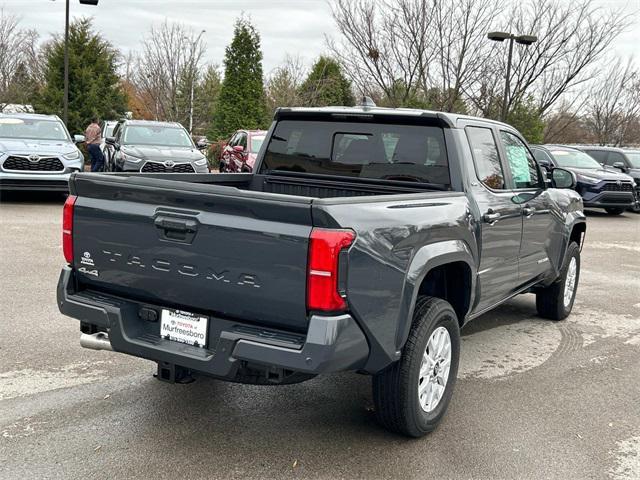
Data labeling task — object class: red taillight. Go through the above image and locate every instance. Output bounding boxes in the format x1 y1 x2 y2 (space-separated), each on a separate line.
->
307 228 355 312
62 195 77 264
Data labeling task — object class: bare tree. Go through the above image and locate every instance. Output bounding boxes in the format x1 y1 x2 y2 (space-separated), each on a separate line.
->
0 9 40 104
265 54 306 114
584 59 640 146
135 21 206 122
429 0 500 112
329 0 633 119
473 0 632 117
327 0 432 106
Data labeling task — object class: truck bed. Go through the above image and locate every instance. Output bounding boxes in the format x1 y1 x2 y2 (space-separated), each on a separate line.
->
85 171 444 199
68 171 444 333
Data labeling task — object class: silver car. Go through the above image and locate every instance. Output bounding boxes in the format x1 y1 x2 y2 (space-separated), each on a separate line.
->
0 113 84 191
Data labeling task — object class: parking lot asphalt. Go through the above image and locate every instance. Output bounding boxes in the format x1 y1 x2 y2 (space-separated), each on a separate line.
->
0 192 639 480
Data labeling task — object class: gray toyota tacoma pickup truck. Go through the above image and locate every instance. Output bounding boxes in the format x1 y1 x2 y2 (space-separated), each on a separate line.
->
57 106 586 437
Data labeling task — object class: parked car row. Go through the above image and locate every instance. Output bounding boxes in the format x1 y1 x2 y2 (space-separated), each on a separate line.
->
531 144 639 215
1 112 639 218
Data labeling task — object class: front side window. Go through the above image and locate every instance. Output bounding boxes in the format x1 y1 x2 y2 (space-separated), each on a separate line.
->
0 117 69 141
262 120 450 188
532 148 553 165
500 131 541 189
103 123 116 138
625 152 640 168
237 133 248 149
606 152 626 167
466 126 505 190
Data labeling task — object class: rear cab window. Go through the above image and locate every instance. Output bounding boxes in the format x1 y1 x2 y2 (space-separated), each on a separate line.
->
260 119 451 189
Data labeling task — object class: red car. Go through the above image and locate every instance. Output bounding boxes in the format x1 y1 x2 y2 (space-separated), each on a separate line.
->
218 129 267 173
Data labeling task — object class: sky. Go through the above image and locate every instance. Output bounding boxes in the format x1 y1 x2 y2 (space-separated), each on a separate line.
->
2 0 639 75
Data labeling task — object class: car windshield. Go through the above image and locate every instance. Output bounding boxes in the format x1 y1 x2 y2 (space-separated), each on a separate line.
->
123 125 193 147
625 152 640 168
549 149 602 169
0 117 69 141
251 135 265 153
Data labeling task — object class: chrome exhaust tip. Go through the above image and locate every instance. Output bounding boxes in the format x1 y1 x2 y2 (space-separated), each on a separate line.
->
80 332 113 351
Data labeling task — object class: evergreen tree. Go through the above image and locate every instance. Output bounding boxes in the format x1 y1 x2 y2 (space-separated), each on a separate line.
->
505 97 546 144
37 18 126 134
198 65 222 138
213 18 267 139
299 56 354 107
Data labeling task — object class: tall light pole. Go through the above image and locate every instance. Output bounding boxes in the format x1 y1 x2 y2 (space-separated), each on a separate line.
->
487 32 537 122
185 29 206 135
59 0 99 127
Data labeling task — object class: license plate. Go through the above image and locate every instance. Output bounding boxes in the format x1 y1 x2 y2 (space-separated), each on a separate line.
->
160 309 208 348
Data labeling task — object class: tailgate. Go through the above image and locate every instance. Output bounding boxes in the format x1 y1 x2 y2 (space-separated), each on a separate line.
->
71 175 313 331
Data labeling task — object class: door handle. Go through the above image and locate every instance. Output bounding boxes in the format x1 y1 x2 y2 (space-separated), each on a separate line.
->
154 216 198 233
154 215 198 243
482 210 501 224
523 206 535 218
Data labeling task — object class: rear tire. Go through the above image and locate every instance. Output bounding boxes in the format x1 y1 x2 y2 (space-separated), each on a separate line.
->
536 242 580 321
605 207 624 215
372 296 460 437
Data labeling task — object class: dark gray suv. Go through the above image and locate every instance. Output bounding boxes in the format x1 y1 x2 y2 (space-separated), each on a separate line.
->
104 120 208 174
576 146 640 213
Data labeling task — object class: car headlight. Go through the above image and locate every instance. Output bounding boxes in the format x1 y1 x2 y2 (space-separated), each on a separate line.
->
194 158 207 166
576 174 599 185
122 152 142 163
63 150 81 160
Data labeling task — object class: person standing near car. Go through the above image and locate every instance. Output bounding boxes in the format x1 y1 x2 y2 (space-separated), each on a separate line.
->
84 117 104 172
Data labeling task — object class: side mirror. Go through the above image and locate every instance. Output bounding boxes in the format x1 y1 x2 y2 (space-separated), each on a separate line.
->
105 136 117 147
196 139 210 151
74 134 85 143
612 161 626 172
233 145 245 153
551 168 577 189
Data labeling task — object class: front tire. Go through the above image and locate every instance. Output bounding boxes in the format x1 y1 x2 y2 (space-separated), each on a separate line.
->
536 242 580 320
372 296 460 437
605 207 625 215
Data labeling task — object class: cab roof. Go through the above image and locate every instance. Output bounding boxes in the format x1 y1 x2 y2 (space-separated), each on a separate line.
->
274 105 514 130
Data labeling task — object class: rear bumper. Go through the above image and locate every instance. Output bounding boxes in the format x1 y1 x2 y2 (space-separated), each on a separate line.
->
582 191 634 208
0 172 71 191
57 267 369 379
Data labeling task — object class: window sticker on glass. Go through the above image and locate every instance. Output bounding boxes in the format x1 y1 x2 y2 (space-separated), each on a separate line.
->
505 145 531 184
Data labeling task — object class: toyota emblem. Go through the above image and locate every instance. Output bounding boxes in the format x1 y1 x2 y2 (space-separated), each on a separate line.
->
164 160 175 168
28 154 40 162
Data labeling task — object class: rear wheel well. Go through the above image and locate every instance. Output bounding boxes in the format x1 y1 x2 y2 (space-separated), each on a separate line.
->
570 223 586 247
417 262 471 325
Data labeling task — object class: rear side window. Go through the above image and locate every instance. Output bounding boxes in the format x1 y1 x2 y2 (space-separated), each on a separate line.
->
261 120 450 188
466 127 505 190
500 131 541 189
